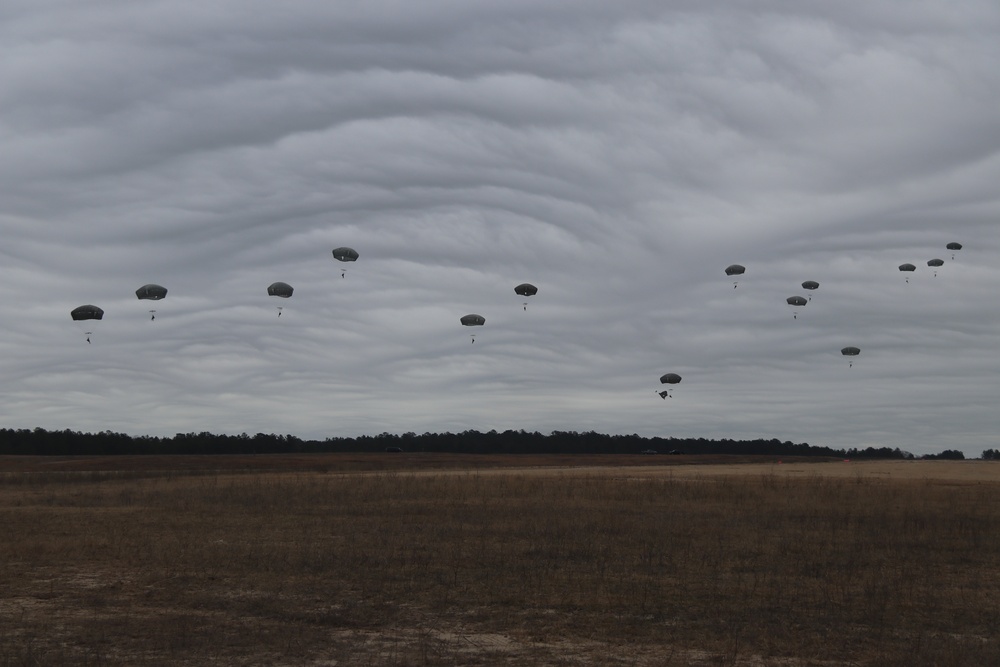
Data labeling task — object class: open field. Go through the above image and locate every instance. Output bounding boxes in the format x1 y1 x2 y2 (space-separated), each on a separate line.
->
2 453 996 481
1 455 998 665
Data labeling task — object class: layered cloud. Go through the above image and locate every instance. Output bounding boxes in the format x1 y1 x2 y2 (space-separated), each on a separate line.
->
2 1 998 454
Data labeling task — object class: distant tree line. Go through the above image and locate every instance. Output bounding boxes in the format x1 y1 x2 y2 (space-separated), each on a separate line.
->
0 427 973 459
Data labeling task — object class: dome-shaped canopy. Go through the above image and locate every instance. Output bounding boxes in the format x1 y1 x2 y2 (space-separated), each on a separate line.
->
71 305 104 321
135 284 168 300
267 282 294 298
460 314 485 326
332 247 359 263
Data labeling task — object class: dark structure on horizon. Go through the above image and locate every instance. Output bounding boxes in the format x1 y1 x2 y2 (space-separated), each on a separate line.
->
0 427 943 459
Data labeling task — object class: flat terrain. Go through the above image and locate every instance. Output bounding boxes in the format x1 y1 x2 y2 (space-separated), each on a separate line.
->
1 452 994 481
599 458 1000 482
1 454 998 666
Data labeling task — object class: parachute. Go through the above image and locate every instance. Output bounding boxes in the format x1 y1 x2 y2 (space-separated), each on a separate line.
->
71 305 104 321
927 258 944 277
841 346 860 368
801 281 819 300
786 295 808 319
136 284 167 319
657 372 682 399
135 284 167 300
332 247 359 277
267 282 294 297
514 283 538 310
267 282 294 316
898 263 916 283
725 264 745 288
946 242 962 260
71 305 104 343
461 314 485 343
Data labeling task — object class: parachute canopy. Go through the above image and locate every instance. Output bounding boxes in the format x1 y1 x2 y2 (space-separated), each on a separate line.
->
460 314 485 326
801 280 819 290
71 305 104 321
927 258 944 267
946 242 962 251
514 283 538 297
267 282 294 298
725 264 745 276
332 247 359 263
841 347 861 357
135 284 167 300
898 263 916 272
659 373 682 385
786 296 808 307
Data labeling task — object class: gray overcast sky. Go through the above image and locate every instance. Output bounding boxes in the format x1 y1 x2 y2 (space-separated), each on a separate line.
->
2 1 998 456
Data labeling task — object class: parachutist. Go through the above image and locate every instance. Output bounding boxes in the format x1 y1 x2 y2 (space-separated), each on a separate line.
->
786 296 807 318
461 314 485 343
86 337 91 344
268 284 292 318
333 247 359 276
725 265 745 289
514 284 537 310
658 373 681 398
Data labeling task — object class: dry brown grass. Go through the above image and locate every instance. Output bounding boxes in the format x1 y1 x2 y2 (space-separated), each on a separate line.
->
1 456 999 665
